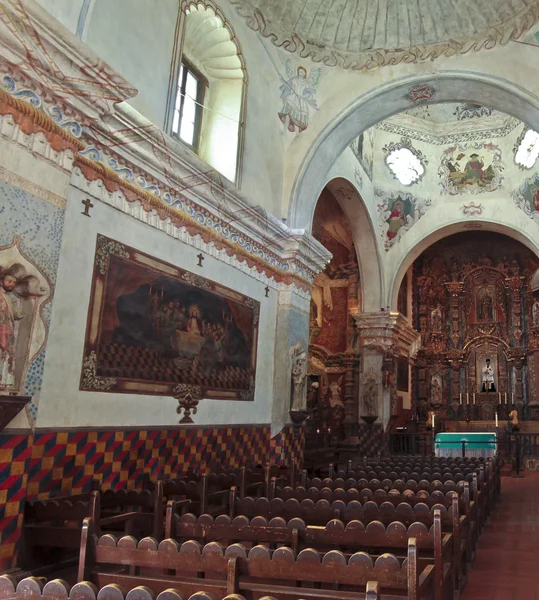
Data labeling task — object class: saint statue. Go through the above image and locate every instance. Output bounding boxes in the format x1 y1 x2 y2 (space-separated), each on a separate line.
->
290 344 307 410
477 287 495 322
481 358 496 392
430 374 443 407
509 408 519 431
362 380 378 416
329 377 344 408
532 300 539 328
430 305 443 333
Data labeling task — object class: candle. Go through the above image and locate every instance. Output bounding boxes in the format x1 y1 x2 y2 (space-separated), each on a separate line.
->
473 393 476 405
460 393 462 404
431 413 435 428
498 393 501 404
467 393 469 405
505 392 508 404
495 413 499 428
512 393 515 405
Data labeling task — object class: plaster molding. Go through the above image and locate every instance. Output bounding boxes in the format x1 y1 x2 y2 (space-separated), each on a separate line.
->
70 166 314 297
230 0 539 71
0 165 67 209
353 311 421 359
0 13 331 291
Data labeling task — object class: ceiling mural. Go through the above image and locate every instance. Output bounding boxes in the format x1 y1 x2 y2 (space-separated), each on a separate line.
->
230 0 539 70
375 188 431 251
439 142 504 195
512 173 539 219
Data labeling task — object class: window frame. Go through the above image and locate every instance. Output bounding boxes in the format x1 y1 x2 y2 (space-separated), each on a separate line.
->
171 57 208 153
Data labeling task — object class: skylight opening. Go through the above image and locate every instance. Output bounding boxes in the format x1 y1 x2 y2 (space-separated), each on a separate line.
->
515 129 539 169
386 147 425 186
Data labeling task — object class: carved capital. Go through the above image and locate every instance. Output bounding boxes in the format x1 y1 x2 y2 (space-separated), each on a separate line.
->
444 281 465 297
353 311 421 359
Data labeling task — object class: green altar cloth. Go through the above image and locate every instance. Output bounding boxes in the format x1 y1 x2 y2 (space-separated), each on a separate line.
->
435 432 497 458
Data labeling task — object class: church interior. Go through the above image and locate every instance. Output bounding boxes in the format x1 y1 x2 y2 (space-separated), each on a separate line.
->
1 0 539 598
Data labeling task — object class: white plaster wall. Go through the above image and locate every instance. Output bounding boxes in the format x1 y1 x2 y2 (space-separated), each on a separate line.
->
84 0 179 128
37 186 278 428
35 0 84 35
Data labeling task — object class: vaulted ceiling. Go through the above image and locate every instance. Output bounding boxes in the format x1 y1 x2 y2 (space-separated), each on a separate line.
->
230 0 539 69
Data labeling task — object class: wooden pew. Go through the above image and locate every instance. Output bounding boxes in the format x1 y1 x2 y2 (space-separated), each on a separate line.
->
0 575 304 600
19 491 101 573
78 517 429 599
164 509 452 600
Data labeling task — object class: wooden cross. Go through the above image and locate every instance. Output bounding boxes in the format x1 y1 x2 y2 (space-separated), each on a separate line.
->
265 286 269 297
197 253 204 267
81 198 94 217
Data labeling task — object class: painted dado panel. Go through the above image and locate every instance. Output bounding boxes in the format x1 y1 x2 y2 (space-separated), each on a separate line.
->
37 184 278 429
0 424 303 571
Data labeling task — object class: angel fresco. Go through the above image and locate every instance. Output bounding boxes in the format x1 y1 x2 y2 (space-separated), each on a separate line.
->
278 60 321 135
0 262 47 391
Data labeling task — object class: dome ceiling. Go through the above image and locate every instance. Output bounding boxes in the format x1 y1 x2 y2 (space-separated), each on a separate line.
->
230 0 539 69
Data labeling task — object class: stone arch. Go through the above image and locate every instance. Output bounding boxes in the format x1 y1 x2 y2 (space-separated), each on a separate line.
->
388 221 539 310
323 178 384 312
288 70 539 232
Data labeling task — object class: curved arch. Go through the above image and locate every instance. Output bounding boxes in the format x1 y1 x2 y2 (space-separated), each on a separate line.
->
288 70 539 231
324 177 384 312
388 221 539 310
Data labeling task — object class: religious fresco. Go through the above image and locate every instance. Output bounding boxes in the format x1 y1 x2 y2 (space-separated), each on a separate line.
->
439 142 504 195
278 59 322 135
0 238 51 395
376 189 431 250
80 235 259 400
350 128 374 180
512 173 539 218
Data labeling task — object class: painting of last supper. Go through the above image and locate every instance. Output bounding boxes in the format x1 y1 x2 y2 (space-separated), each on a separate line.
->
80 235 258 399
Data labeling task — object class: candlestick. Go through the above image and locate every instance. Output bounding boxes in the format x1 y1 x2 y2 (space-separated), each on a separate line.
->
473 393 476 405
467 393 469 405
495 413 499 428
431 413 435 428
459 393 462 404
512 393 514 405
505 392 508 404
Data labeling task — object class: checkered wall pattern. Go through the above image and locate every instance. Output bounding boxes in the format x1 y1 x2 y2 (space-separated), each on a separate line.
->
356 424 386 456
0 424 300 572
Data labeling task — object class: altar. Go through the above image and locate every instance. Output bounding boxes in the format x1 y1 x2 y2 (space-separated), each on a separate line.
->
435 432 497 458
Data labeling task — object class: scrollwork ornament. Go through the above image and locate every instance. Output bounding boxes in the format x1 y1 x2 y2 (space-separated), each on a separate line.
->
181 272 212 290
173 384 203 423
81 351 117 391
244 298 260 325
96 236 130 275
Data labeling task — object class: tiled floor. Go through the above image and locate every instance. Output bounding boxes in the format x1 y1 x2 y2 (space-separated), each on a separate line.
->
461 472 539 600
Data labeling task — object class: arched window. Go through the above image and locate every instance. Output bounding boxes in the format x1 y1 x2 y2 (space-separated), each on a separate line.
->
166 1 247 185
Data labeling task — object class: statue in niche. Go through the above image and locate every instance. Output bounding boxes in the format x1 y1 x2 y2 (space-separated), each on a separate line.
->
361 370 379 416
290 343 307 410
481 358 496 392
0 262 47 392
477 286 495 322
430 373 443 407
329 376 344 408
532 300 539 328
430 305 443 333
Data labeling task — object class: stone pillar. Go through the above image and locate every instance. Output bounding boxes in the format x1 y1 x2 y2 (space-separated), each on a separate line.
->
271 289 311 436
354 312 421 429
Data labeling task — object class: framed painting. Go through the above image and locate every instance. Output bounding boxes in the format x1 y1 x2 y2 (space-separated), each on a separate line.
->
80 235 259 400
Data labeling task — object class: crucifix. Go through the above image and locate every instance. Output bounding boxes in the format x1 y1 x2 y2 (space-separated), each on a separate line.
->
265 286 269 297
197 253 204 267
81 198 94 217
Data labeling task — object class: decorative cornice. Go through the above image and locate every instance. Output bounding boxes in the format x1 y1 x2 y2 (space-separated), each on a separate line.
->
230 0 539 71
0 166 67 208
0 86 84 152
353 311 421 359
0 9 331 293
